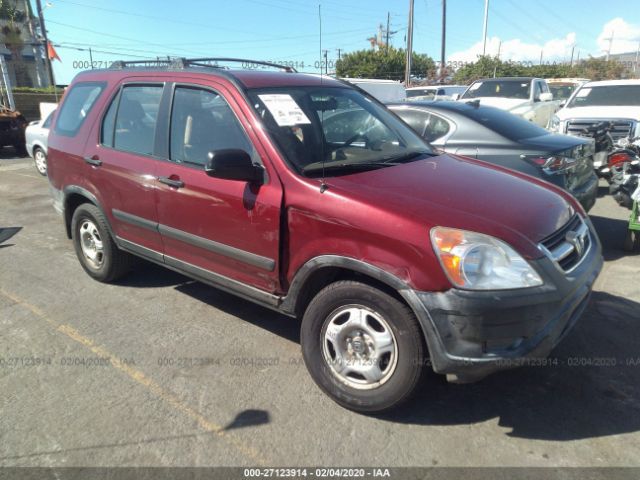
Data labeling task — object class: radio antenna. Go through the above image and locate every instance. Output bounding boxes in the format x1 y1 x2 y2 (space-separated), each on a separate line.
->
318 3 328 193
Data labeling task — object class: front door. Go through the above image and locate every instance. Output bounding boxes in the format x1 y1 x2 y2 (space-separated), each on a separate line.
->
154 83 283 293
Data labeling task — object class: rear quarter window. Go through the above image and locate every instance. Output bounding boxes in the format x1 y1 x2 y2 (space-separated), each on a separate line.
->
54 82 105 137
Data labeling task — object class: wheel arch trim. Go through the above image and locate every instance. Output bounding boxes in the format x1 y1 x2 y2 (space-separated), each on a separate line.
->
62 185 115 240
281 255 411 315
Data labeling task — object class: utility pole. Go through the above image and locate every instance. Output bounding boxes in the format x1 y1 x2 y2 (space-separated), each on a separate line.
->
405 0 414 86
89 47 94 68
322 49 329 74
440 0 446 82
539 48 543 65
482 0 489 56
23 0 42 87
570 45 575 67
497 40 501 59
635 41 640 74
35 0 55 87
386 12 391 52
336 48 342 61
605 32 614 61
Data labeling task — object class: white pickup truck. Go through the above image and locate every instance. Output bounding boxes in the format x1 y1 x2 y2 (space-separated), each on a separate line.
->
550 79 640 142
459 77 559 128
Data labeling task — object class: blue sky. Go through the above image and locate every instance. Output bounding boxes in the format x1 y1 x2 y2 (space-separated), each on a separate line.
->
37 0 640 84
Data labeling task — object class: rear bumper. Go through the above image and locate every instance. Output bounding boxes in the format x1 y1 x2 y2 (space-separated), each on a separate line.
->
403 219 603 382
570 172 599 213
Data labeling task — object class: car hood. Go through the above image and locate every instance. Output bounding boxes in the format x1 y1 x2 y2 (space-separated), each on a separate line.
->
326 154 575 259
464 97 530 111
556 105 640 121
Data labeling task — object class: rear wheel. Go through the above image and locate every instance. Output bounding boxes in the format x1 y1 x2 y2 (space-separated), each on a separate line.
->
301 280 425 413
33 147 47 176
71 204 133 282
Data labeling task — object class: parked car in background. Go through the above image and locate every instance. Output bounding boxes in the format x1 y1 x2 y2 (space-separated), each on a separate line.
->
26 109 55 176
546 78 589 105
48 60 602 413
0 107 28 153
406 85 467 101
460 77 558 128
550 79 640 142
388 101 598 212
343 78 406 102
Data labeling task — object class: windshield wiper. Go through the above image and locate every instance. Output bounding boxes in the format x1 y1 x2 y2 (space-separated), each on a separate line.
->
381 151 435 164
302 161 398 176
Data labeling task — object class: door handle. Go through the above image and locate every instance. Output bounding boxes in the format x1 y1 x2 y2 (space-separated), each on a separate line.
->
158 176 184 188
84 156 102 166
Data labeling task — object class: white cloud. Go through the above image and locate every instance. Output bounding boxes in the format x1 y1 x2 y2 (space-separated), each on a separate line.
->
449 33 577 63
597 18 640 55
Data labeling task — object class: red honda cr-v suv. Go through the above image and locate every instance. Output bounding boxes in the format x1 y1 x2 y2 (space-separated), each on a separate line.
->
47 58 603 413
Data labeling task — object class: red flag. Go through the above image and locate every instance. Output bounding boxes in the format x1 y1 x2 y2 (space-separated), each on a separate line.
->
47 41 61 62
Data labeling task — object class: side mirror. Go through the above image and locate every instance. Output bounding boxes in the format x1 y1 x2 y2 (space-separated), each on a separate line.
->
539 92 553 102
450 93 461 101
559 100 566 108
205 149 264 184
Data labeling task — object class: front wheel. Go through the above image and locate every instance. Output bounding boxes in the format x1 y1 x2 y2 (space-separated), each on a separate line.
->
301 281 425 413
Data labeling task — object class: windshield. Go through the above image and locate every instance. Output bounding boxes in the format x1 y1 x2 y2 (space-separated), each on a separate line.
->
568 84 640 107
248 86 433 177
549 84 577 101
406 88 437 99
461 80 531 100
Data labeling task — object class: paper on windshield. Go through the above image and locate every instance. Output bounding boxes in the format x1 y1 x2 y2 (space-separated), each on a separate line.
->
576 88 591 97
469 82 482 91
258 94 311 126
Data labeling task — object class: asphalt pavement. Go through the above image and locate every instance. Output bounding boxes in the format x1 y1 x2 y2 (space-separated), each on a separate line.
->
1 153 639 467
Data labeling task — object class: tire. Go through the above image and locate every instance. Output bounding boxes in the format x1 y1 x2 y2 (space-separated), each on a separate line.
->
71 204 133 282
624 230 640 253
301 280 425 413
33 147 47 176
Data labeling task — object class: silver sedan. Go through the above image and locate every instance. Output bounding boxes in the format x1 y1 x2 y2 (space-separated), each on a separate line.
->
25 110 55 176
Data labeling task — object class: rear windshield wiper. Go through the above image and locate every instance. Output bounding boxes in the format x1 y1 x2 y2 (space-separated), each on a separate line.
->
302 161 398 177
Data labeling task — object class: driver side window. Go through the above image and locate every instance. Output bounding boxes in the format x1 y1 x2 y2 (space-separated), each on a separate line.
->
169 87 254 167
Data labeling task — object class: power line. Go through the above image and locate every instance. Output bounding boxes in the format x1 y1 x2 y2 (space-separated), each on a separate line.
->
45 19 206 57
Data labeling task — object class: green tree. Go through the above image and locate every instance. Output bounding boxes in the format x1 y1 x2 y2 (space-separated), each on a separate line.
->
453 54 629 84
335 47 435 82
574 57 627 80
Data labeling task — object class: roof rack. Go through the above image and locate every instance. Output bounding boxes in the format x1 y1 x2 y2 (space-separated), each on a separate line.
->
110 57 297 73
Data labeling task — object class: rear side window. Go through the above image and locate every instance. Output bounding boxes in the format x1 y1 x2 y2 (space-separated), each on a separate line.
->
395 109 430 136
110 85 163 156
394 109 451 142
54 82 104 136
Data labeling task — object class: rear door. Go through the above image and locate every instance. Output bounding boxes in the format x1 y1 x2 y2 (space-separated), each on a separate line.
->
83 82 165 256
154 81 283 292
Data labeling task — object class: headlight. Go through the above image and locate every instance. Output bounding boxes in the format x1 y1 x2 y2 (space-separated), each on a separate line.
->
549 115 561 132
430 227 543 290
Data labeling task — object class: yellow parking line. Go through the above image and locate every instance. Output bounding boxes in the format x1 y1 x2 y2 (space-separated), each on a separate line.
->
0 287 269 465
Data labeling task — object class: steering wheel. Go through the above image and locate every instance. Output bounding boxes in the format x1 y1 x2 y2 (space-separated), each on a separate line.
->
342 132 370 148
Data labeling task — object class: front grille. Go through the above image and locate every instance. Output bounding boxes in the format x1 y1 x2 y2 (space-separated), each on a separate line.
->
566 119 635 141
540 215 591 272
